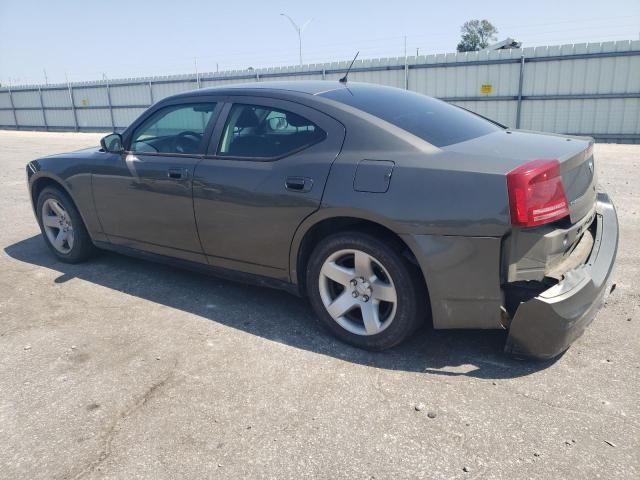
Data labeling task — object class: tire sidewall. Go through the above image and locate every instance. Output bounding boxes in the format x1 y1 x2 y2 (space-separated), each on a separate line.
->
306 232 423 350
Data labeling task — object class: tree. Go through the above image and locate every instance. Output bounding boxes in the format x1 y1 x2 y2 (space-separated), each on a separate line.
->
456 20 498 52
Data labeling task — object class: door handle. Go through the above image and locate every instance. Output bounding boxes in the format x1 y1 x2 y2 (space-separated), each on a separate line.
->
167 167 188 180
285 176 313 192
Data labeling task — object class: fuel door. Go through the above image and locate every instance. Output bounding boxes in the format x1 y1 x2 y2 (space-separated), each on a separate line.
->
353 159 395 193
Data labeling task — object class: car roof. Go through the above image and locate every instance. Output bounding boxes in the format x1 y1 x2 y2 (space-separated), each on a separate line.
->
171 80 364 98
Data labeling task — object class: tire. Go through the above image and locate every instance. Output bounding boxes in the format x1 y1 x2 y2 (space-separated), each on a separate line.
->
306 231 426 350
36 186 95 263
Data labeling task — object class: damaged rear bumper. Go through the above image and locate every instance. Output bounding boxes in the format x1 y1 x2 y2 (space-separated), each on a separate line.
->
505 192 619 360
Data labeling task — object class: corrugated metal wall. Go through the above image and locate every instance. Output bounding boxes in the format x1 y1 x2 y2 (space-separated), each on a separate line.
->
1 40 639 142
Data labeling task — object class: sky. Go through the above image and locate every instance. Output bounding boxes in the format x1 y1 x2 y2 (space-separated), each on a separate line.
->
1 0 639 86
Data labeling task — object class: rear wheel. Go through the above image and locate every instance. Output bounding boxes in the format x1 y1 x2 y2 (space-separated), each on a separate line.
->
306 232 425 350
36 186 95 263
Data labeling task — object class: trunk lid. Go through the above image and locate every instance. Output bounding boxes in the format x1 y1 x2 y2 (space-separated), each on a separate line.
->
444 130 597 224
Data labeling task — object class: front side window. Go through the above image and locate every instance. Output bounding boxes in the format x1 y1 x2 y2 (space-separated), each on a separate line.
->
130 103 216 155
218 104 325 158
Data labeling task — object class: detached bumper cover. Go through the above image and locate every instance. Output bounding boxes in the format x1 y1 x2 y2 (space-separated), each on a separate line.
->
505 192 619 360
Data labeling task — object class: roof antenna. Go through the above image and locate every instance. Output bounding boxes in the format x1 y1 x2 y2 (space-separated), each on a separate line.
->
339 51 359 83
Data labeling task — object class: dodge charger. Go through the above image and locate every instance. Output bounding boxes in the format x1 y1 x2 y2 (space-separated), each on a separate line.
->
26 81 619 359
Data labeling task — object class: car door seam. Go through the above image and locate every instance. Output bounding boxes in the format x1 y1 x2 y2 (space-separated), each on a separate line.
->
191 156 210 263
89 172 110 242
286 122 348 283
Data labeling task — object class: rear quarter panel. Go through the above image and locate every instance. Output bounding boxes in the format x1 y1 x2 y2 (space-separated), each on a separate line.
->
300 120 512 329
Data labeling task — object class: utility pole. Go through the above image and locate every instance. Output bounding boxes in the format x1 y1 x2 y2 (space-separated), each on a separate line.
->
43 69 49 85
280 13 312 66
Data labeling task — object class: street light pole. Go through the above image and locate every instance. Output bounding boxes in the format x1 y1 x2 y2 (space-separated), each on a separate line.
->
280 13 312 66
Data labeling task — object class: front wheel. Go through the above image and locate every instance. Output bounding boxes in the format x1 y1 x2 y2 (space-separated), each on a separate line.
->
36 186 95 263
306 232 426 350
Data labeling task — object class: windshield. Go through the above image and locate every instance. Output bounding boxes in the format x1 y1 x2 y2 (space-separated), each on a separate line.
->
321 84 502 147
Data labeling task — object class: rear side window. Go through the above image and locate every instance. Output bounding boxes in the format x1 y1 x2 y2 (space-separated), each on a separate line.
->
218 104 326 158
321 84 501 147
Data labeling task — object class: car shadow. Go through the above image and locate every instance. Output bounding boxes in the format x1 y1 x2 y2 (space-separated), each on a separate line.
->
4 235 560 379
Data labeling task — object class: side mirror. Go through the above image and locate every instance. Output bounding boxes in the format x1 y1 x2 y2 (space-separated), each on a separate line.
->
100 133 124 153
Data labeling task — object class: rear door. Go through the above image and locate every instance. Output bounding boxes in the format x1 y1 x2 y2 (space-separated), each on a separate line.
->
93 99 222 263
193 96 345 280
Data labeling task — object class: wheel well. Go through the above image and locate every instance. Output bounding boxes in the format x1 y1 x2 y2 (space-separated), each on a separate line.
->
296 217 427 295
31 177 66 208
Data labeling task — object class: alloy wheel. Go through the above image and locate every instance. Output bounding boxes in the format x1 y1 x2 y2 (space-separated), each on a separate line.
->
41 198 74 254
318 249 398 336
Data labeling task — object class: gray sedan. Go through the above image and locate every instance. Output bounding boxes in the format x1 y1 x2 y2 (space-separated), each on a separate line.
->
26 81 618 359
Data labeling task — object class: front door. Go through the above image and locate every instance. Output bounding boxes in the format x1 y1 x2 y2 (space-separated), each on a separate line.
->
93 101 220 263
193 97 345 280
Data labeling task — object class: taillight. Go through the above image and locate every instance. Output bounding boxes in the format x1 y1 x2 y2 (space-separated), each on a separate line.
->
506 159 569 227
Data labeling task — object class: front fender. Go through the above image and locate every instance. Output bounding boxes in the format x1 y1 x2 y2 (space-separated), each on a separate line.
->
27 161 105 242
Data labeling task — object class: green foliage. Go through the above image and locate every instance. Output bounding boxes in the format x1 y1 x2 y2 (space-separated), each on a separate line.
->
457 20 498 52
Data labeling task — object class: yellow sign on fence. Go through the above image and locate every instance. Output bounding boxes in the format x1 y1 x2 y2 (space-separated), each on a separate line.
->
480 84 493 95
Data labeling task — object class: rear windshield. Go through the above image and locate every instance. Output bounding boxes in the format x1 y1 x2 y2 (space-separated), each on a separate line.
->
321 84 501 147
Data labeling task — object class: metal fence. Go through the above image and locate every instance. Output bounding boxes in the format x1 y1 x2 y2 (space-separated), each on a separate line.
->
1 40 639 143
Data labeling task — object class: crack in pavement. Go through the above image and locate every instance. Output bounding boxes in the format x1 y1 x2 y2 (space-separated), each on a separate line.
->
509 388 640 432
67 359 178 480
